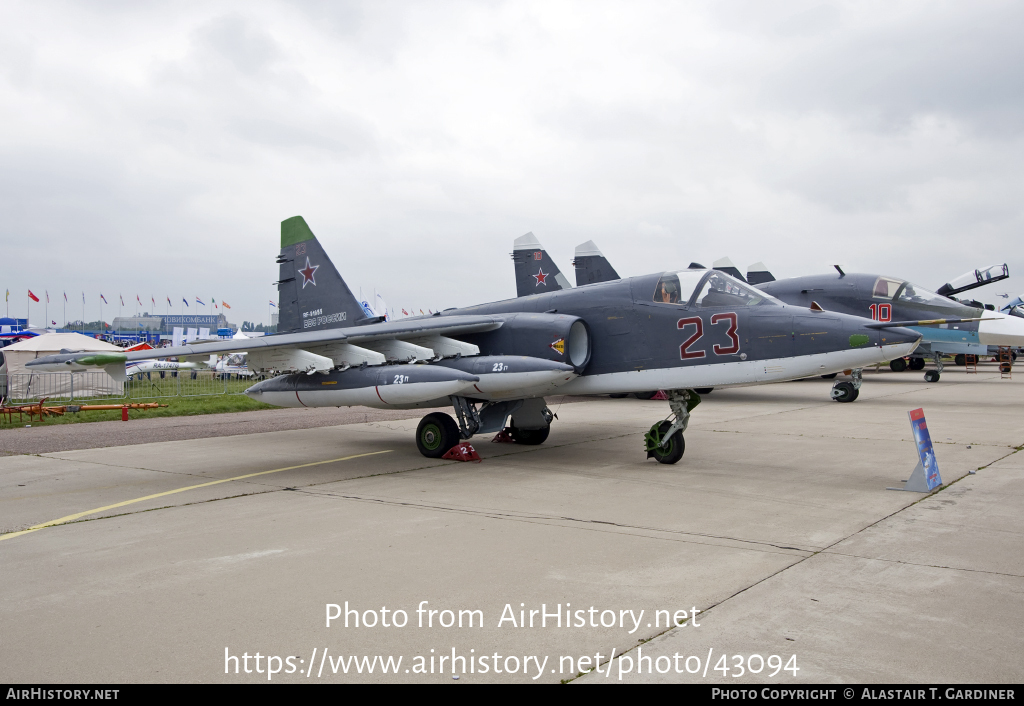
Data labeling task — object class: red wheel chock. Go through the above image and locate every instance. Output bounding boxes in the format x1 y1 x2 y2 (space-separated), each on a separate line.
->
491 429 514 444
442 443 482 462
651 390 668 400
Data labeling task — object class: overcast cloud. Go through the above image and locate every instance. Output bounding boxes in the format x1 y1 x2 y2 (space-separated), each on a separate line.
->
2 0 1022 327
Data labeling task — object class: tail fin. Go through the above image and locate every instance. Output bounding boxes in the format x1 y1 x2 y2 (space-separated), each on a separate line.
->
276 216 369 333
746 262 776 285
511 232 573 297
572 240 621 286
712 256 747 282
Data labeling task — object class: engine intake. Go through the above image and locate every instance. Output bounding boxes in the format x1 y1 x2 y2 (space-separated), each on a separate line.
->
458 313 591 373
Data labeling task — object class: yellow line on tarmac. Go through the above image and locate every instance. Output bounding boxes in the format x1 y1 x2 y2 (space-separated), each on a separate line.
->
0 450 392 543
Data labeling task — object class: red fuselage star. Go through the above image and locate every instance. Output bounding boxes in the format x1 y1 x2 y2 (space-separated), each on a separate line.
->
533 268 548 286
298 257 319 288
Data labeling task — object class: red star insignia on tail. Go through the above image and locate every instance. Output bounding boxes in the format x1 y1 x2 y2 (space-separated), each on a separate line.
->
298 257 319 288
533 268 548 286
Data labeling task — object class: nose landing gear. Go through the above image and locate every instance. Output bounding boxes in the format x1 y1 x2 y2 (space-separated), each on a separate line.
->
645 390 701 464
831 368 862 403
924 353 944 382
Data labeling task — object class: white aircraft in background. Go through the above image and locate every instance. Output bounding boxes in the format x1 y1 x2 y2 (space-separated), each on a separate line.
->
125 359 200 378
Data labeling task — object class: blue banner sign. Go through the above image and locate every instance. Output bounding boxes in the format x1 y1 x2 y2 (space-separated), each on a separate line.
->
908 408 942 490
162 315 222 326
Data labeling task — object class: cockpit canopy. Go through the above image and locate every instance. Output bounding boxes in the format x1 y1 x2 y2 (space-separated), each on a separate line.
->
872 276 953 308
652 270 780 308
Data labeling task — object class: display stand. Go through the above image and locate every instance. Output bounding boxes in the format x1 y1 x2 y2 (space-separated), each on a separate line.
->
887 460 932 492
887 408 942 493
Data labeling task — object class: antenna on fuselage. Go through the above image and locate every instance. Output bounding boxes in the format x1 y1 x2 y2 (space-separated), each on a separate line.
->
834 265 846 277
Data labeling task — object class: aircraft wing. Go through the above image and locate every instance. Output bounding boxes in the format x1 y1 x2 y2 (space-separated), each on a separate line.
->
26 315 504 378
128 315 501 359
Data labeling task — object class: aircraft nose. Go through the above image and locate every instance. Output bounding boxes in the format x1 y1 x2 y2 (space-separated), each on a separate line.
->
979 313 1024 347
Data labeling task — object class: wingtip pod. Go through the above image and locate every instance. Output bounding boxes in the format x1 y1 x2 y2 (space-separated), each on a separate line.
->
281 216 316 249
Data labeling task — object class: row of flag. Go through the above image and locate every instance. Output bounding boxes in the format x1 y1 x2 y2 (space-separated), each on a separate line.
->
9 289 435 320
7 289 233 310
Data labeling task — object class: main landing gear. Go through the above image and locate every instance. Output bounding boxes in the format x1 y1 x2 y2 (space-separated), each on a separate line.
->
645 390 701 465
831 368 862 403
416 413 461 458
889 357 908 373
415 397 555 459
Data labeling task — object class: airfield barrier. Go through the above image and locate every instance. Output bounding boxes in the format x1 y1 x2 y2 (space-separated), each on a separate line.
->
0 370 261 404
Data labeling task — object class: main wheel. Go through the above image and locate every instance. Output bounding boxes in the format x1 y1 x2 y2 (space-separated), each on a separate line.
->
416 412 460 458
954 354 966 366
694 387 714 395
648 420 684 465
923 370 940 382
889 358 908 373
908 357 926 371
509 421 550 445
609 393 629 398
634 391 659 400
820 373 838 379
831 381 857 402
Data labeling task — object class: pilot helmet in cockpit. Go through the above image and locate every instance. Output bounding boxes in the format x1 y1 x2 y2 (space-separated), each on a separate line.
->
657 277 680 304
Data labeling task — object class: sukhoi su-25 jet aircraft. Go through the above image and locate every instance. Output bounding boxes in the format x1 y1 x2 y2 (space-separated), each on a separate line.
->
29 217 922 464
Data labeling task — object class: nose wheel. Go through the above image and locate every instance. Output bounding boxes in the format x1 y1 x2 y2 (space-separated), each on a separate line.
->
645 390 700 464
831 368 862 403
646 420 685 464
925 350 946 379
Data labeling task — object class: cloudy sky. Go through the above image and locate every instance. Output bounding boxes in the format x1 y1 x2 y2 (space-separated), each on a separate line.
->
2 0 1022 327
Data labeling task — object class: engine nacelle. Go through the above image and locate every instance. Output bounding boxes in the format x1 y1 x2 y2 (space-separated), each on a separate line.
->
458 313 591 373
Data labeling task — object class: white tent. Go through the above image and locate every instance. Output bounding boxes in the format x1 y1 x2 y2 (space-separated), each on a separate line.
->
2 333 124 400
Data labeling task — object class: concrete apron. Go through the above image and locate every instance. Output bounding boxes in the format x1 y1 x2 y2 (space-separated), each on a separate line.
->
0 369 1021 683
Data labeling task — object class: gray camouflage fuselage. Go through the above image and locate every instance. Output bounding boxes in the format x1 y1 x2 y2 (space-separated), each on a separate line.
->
756 273 989 356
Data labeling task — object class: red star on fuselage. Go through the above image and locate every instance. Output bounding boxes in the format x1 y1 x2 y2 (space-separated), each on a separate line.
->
298 257 319 288
533 268 548 286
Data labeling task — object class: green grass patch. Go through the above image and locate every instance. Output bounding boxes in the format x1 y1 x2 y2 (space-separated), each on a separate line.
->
0 393 277 428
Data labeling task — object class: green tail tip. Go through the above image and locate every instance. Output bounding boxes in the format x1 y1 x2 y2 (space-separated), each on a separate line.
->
281 216 315 249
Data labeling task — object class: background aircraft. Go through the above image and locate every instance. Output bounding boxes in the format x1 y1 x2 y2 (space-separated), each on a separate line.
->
753 268 1022 380
556 240 1018 382
512 233 573 297
30 218 922 464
